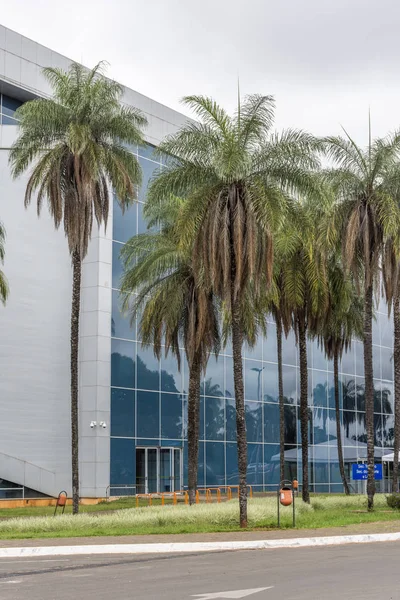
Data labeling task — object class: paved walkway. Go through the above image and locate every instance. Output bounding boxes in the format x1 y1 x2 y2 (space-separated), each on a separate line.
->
1 519 400 547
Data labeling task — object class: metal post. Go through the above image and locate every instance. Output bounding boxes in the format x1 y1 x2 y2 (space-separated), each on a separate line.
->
293 485 295 527
277 486 280 527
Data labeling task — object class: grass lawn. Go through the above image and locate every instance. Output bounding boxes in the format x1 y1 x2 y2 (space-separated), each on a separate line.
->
0 495 400 540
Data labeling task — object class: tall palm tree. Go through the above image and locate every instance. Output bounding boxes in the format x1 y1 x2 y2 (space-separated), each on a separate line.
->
120 196 220 505
268 267 291 484
0 221 9 305
146 95 320 525
323 128 400 509
276 200 329 502
316 256 363 495
382 237 400 491
9 62 147 513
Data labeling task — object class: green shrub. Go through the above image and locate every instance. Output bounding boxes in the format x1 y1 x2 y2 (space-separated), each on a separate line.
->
386 494 400 509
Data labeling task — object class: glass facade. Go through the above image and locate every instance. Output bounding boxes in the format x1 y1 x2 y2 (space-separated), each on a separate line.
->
110 144 395 493
0 94 22 125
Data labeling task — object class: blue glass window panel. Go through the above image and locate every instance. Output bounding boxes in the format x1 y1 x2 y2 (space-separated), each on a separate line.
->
381 347 393 381
244 336 262 360
224 356 234 398
245 401 262 442
226 398 236 441
110 438 135 485
380 380 394 414
205 442 225 486
380 311 393 348
199 395 205 440
263 444 280 486
328 370 339 409
136 439 159 446
198 442 205 487
282 365 297 404
138 157 159 203
2 94 22 117
312 370 328 408
263 322 277 363
263 362 278 403
111 388 135 437
284 404 297 445
311 408 329 444
312 340 327 371
137 390 159 438
205 396 225 440
137 345 160 391
226 443 238 486
354 341 364 377
244 360 264 401
340 348 355 375
111 339 136 388
354 376 366 412
247 444 263 485
113 194 137 243
161 393 182 439
161 352 183 394
264 402 279 443
139 143 157 160
373 345 381 379
342 375 356 411
342 410 356 442
183 444 188 486
111 290 135 340
203 356 224 397
282 330 297 366
160 439 182 447
1 114 18 125
112 241 124 289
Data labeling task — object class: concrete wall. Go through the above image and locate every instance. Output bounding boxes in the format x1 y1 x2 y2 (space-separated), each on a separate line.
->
0 25 187 497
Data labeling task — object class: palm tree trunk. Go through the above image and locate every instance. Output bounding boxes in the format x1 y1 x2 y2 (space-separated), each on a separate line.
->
364 282 375 510
231 287 247 528
334 348 350 495
298 316 310 503
392 296 400 493
71 250 81 514
277 319 285 484
187 351 202 505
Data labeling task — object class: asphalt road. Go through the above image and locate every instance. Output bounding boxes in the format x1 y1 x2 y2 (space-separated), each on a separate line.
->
0 543 398 600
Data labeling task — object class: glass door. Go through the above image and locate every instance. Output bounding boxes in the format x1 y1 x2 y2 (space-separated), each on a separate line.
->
136 447 182 493
160 449 172 492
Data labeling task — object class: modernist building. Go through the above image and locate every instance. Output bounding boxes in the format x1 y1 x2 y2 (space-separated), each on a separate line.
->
0 26 395 499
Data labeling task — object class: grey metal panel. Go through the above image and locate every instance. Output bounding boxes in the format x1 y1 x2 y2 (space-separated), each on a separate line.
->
0 146 72 495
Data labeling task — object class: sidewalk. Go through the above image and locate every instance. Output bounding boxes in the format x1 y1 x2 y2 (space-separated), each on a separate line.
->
1 519 400 547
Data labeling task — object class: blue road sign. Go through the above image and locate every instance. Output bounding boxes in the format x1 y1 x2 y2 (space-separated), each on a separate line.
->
352 463 383 480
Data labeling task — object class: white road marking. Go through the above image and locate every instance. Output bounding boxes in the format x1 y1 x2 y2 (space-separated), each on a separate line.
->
3 580 22 584
191 588 273 599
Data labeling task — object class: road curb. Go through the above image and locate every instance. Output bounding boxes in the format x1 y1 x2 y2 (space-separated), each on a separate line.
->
1 532 400 557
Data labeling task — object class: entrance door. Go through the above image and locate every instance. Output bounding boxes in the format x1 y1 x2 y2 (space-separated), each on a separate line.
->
136 447 182 493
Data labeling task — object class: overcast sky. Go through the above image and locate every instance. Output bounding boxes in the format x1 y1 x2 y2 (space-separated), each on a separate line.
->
2 0 400 143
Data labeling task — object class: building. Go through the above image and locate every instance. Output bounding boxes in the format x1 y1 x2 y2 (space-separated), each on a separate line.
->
0 26 395 499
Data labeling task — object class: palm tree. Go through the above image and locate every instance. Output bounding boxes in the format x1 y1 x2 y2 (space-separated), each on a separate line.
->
316 256 363 494
276 200 329 502
146 95 320 525
0 221 9 304
268 267 291 484
382 237 400 491
9 62 147 513
323 128 400 509
120 196 220 505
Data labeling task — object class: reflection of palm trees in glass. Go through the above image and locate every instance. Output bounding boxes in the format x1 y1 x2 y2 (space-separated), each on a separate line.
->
251 367 264 402
204 378 224 398
336 377 392 444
